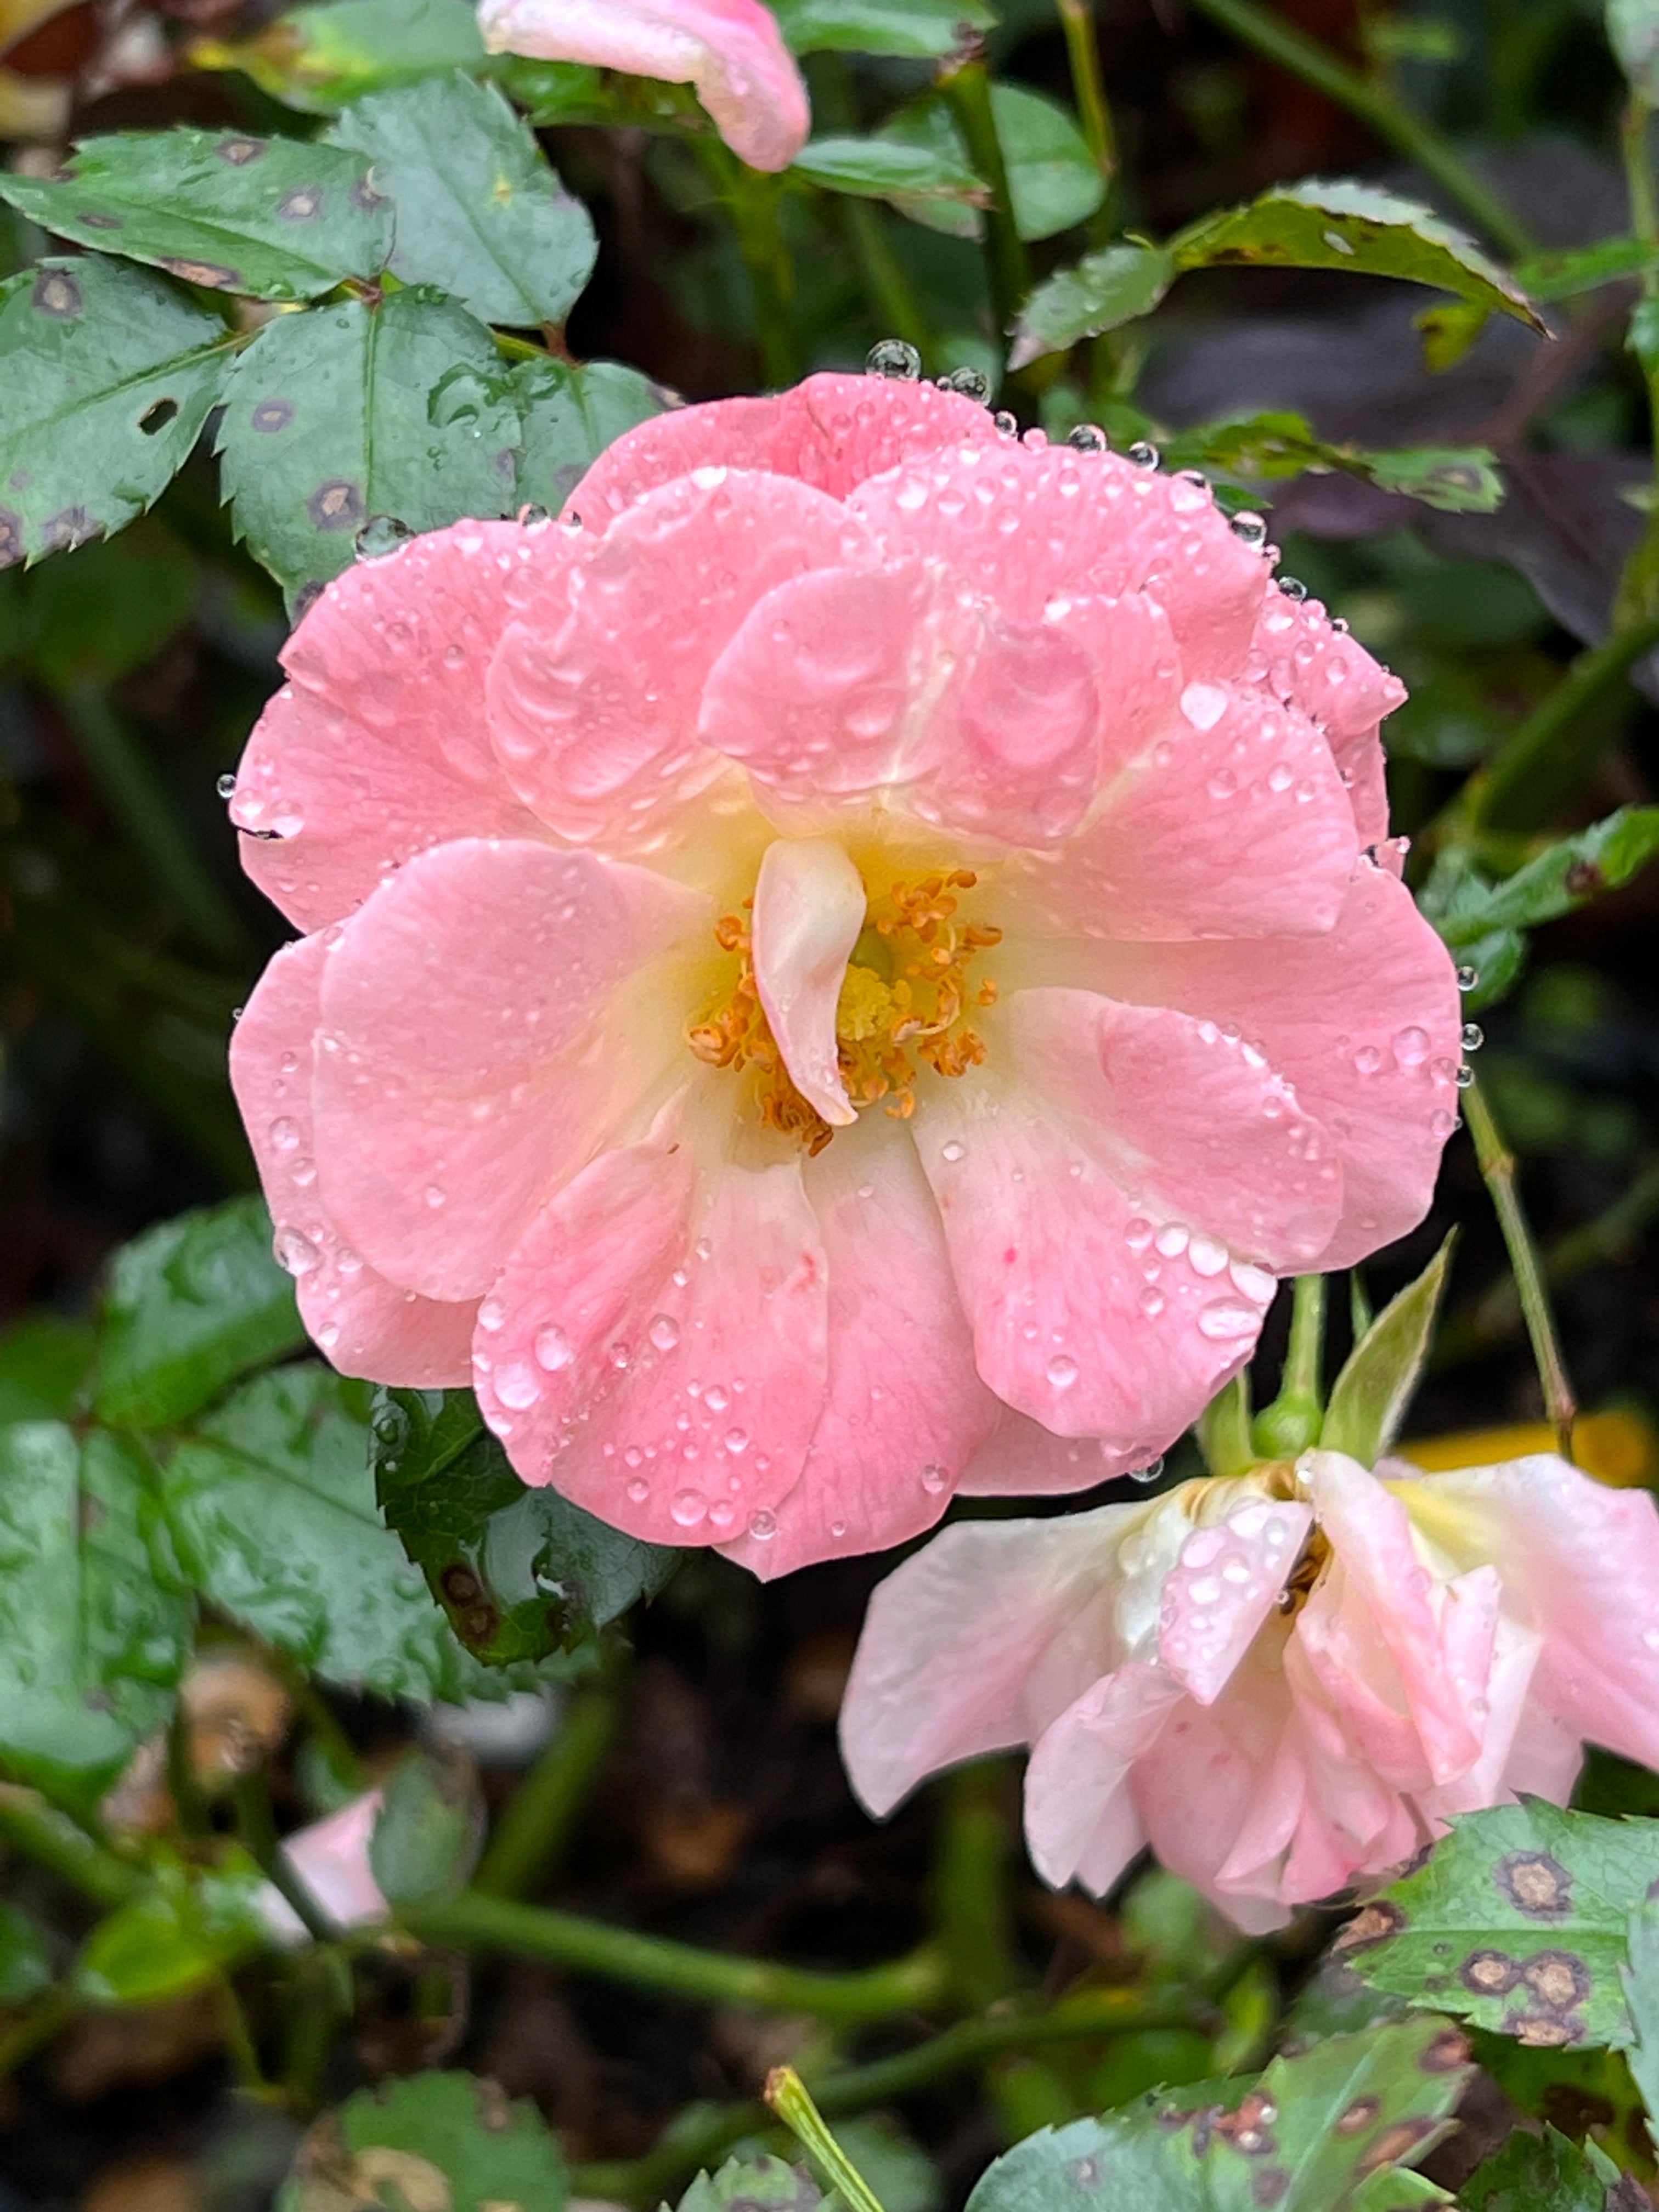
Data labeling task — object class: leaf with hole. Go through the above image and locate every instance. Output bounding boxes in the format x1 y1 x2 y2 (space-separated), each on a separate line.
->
329 74 596 328
216 287 521 606
0 128 392 303
0 256 233 568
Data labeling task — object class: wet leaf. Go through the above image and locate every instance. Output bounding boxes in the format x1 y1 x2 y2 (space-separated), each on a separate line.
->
328 74 596 328
1361 447 1504 512
881 84 1104 244
279 2070 569 2212
512 356 668 510
1009 241 1176 368
964 2017 1468 2209
156 1365 544 1703
1459 2123 1622 2210
0 256 233 569
192 0 492 116
1347 1801 1659 2049
368 1745 483 1908
0 128 392 303
1517 234 1659 302
1322 1238 1455 1465
674 2155 828 2209
216 286 521 606
0 1313 94 1425
91 1195 303 1431
772 0 994 59
1437 808 1659 945
1621 1897 1659 2151
1172 181 1544 331
76 1848 272 2005
0 1423 192 1815
373 1387 677 1668
792 134 988 210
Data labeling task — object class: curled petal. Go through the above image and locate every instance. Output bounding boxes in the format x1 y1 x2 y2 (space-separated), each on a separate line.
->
1252 583 1403 847
1025 1663 1182 1892
1158 1498 1313 1706
750 836 864 1126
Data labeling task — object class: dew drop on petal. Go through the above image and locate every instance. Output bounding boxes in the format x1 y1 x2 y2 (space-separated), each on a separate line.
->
747 1509 777 1542
1129 1455 1165 1485
940 1139 967 1163
495 1359 540 1410
671 1489 708 1528
648 1313 681 1352
1046 1352 1079 1391
1197 1298 1261 1341
478 1296 506 1333
1393 1025 1430 1066
534 1323 573 1372
866 338 922 380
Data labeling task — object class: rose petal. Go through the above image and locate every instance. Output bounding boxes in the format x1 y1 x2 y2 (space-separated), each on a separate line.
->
1252 583 1403 847
749 836 864 1126
1158 1498 1313 1706
1024 1662 1183 1892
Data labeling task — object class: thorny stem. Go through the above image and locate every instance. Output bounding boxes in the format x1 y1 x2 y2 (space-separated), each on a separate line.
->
767 2067 886 2212
472 1680 620 1900
1463 606 1659 832
939 58 1031 340
1462 1079 1577 1456
1054 0 1118 234
1183 0 1532 259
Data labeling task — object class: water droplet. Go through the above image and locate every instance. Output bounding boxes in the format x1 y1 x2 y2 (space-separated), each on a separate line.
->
921 1463 949 1493
724 1426 748 1455
1644 1627 1659 1652
216 771 237 800
478 1295 506 1332
424 1184 447 1209
1455 964 1479 992
1066 423 1108 453
1046 1352 1079 1391
1197 1298 1260 1341
1180 680 1228 731
268 1116 300 1152
1393 1025 1429 1067
1353 1045 1383 1075
1230 511 1267 548
495 1359 540 1410
534 1323 573 1372
1280 577 1308 602
867 337 922 380
1126 440 1159 468
940 1139 967 1164
517 502 551 527
1461 1021 1485 1052
704 1383 731 1414
670 1488 708 1528
627 1476 650 1503
1154 1221 1189 1259
275 1227 318 1277
1188 1231 1228 1277
1455 1063 1475 1088
1430 1107 1457 1138
831 1519 848 1539
354 513 413 560
1138 1286 1165 1317
1130 1455 1164 1485
992 409 1018 436
747 1508 777 1542
648 1313 680 1353
1124 1217 1154 1251
938 364 990 402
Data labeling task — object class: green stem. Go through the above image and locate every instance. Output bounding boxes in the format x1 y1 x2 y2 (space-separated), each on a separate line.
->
940 59 1031 338
1615 94 1659 635
0 1787 143 1908
1055 0 1118 234
0 1987 76 2080
1183 0 1532 258
232 1772 335 1945
473 1681 619 1900
1462 1079 1577 1455
1465 607 1659 831
167 1702 211 1840
1198 1372 1255 1476
840 198 933 365
55 682 249 964
766 2067 885 2212
1251 1275 1327 1458
724 166 802 387
932 1763 1018 2013
404 1890 946 2020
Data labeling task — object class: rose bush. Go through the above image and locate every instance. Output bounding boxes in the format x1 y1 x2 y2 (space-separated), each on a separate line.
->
229 371 1460 1576
839 1448 1659 1928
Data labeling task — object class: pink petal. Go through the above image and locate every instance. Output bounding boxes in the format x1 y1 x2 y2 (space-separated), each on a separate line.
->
488 470 867 857
1252 584 1404 847
1393 1455 1659 1771
477 0 809 171
1107 861 1462 1270
1158 1497 1313 1705
313 839 706 1301
1420 1609 1544 1819
839 1502 1142 1816
280 1791 388 1930
473 1131 830 1547
1006 989 1344 1269
1024 1662 1183 1891
229 936 475 1383
916 1075 1277 1449
847 439 1268 681
719 1118 1000 1578
750 836 864 1126
953 1404 1122 1497
568 373 992 522
232 523 555 932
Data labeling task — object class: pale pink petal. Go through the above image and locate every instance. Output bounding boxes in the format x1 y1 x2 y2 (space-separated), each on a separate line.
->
280 1791 388 1929
232 523 555 932
1006 989 1344 1270
719 1117 1000 1578
915 611 1101 846
1158 1498 1313 1705
1024 1663 1184 1891
1252 584 1404 847
1107 862 1462 1269
229 936 475 1384
1003 681 1359 942
568 374 993 523
953 1404 1122 1497
1420 1610 1543 1819
916 1075 1276 1449
473 1131 830 1547
839 1503 1144 1816
1497 1705 1584 1804
478 0 809 171
1393 1455 1659 1771
313 840 706 1301
847 440 1268 681
488 471 868 857
750 836 864 1126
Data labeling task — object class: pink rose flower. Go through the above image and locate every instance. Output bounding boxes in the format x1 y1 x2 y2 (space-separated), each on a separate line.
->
840 1450 1659 1929
258 1790 388 1942
476 0 810 172
228 372 1459 1576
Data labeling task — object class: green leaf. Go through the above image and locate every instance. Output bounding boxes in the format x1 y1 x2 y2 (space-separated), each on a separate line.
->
1009 241 1175 368
76 1848 272 2005
155 1364 538 1703
1347 1801 1659 2049
792 134 988 210
1517 234 1659 302
1459 2124 1621 2210
1321 1238 1454 1464
1171 180 1544 331
1621 1897 1659 2152
216 287 521 605
368 1745 483 1908
771 0 995 59
963 2017 1468 2210
279 2071 569 2212
1609 0 1659 103
1439 809 1659 946
513 356 668 511
674 2156 827 2210
0 256 233 568
328 75 596 328
498 57 705 131
193 0 492 116
0 129 392 304
1359 447 1504 512
881 84 1105 244
91 1195 303 1431
0 1423 192 1814
0 1900 53 2004
0 1314 94 1425
373 1387 678 1667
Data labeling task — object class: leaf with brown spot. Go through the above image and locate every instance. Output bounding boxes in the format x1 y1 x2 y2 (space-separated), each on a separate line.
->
1460 2123 1624 2212
276 2071 566 2212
